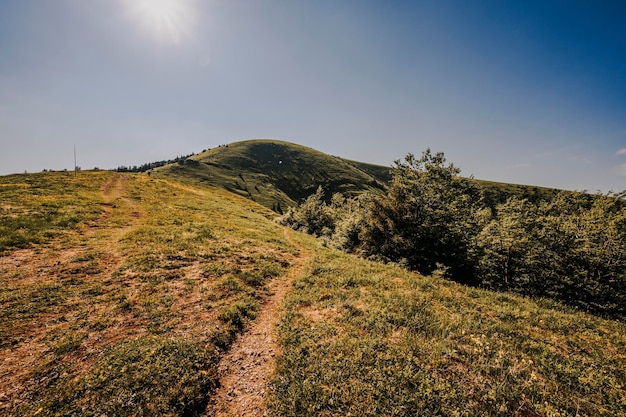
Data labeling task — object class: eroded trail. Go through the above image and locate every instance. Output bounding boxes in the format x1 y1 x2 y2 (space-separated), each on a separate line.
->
205 228 310 417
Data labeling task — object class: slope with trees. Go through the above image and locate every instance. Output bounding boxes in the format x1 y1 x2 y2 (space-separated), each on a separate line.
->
281 149 626 319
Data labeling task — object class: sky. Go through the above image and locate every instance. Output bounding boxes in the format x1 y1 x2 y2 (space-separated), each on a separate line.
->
0 0 625 192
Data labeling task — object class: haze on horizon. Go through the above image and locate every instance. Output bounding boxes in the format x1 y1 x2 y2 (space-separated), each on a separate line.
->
0 0 625 192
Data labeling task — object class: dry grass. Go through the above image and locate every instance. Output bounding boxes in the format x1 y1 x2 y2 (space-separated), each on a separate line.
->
269 239 626 417
0 171 298 416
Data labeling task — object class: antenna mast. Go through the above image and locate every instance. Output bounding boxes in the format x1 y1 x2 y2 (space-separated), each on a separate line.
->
74 145 77 177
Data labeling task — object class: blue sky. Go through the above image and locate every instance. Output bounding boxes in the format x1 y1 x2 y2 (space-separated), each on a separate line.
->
1 0 625 192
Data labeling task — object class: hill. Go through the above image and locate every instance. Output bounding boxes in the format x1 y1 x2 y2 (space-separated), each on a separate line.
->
0 170 624 416
0 171 300 415
153 139 567 212
154 139 390 211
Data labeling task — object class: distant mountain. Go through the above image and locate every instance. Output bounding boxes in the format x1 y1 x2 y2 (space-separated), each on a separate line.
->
155 139 390 211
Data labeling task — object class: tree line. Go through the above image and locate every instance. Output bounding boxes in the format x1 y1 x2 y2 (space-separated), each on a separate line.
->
280 149 626 319
115 153 196 173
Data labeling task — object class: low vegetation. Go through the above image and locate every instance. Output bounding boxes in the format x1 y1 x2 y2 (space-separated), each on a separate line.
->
269 241 626 416
1 144 625 416
0 171 297 416
0 171 107 252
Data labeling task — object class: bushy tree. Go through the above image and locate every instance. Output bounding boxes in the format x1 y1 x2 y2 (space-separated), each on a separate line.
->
476 191 626 318
279 186 334 237
476 198 544 293
328 193 370 252
359 149 482 280
279 188 369 251
539 192 626 316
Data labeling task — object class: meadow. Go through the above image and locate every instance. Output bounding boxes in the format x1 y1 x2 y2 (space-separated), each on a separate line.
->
269 237 626 416
0 171 298 416
1 168 624 416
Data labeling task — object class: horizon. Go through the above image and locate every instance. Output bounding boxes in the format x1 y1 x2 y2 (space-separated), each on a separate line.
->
1 0 625 192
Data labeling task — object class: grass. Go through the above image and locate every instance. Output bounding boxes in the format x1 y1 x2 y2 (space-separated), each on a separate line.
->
0 171 298 416
0 171 106 252
32 336 219 417
155 139 389 210
2 167 623 417
268 235 626 417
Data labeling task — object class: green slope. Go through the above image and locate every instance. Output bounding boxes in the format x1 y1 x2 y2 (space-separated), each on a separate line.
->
269 240 626 416
155 139 389 211
154 139 571 212
1 171 624 416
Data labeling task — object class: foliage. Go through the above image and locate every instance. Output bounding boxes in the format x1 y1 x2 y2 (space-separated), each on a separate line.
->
280 187 370 252
359 149 482 279
280 186 335 236
476 197 543 292
477 192 626 318
281 149 626 318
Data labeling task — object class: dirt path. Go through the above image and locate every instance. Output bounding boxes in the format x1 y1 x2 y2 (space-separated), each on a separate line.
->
98 173 144 228
0 173 142 412
205 228 310 417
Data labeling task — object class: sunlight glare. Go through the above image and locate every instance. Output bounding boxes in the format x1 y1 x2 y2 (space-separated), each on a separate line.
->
129 0 194 44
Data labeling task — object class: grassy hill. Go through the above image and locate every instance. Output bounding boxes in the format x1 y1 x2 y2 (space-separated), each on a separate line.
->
153 139 566 212
154 139 389 211
2 168 624 416
0 171 299 415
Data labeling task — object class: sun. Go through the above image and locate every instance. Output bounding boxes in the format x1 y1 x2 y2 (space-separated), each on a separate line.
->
128 0 194 44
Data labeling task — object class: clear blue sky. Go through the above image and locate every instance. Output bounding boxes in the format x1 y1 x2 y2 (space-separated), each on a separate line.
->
1 0 625 192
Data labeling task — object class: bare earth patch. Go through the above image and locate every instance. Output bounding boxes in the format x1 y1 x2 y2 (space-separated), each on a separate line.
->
205 229 310 417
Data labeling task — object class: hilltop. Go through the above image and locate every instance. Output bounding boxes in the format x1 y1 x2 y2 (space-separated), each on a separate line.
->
153 139 564 212
154 139 390 211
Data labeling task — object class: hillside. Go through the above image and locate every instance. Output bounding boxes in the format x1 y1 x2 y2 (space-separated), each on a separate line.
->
270 238 626 417
155 139 389 211
0 171 302 415
1 170 624 416
153 139 567 212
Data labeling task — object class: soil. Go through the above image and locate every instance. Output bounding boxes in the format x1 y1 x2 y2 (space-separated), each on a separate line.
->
204 229 310 417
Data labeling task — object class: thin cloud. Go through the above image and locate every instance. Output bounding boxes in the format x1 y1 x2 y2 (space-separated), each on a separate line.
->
617 148 626 156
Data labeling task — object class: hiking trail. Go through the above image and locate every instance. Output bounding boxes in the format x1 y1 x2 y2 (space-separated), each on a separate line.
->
205 228 310 417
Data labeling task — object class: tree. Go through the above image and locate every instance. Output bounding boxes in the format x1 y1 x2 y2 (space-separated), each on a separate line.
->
360 149 482 280
476 198 543 293
539 191 626 316
279 186 334 237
